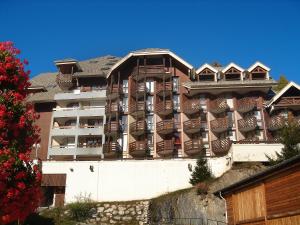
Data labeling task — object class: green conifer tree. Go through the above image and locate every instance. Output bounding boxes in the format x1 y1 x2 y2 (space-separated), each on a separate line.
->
189 154 212 186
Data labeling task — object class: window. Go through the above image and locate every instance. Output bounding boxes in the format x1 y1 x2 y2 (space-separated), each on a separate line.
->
146 80 154 93
122 80 128 94
174 113 181 129
147 115 154 131
147 134 154 148
173 77 179 93
173 95 180 111
121 116 128 132
228 131 236 141
147 96 154 112
121 97 128 112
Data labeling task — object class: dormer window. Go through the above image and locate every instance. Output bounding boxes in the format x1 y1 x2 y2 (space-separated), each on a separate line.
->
221 63 243 81
196 64 218 82
198 68 215 81
224 67 242 81
250 66 267 80
248 62 270 80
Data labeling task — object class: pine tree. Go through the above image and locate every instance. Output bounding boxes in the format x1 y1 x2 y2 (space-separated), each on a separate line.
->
274 75 288 92
267 121 300 165
189 154 212 186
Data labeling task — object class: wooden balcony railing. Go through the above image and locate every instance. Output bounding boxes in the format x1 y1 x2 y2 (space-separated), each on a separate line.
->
183 119 203 134
238 116 257 132
236 97 257 113
267 115 285 131
156 81 172 96
155 100 173 116
276 96 300 106
106 84 122 99
104 121 119 136
209 98 229 114
294 116 300 127
184 139 203 155
210 117 232 133
211 138 232 155
130 102 145 116
132 65 170 80
131 82 147 98
156 120 175 135
103 142 121 158
129 120 146 136
105 103 119 115
129 101 146 116
182 100 201 115
56 73 74 91
156 140 174 156
129 141 148 157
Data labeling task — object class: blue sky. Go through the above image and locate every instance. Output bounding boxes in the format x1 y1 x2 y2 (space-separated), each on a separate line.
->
1 0 300 82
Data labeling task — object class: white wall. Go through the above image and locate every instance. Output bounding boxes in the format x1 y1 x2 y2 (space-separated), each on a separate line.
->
232 143 283 162
42 157 231 203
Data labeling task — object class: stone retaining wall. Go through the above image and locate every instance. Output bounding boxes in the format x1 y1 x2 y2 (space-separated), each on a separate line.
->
78 200 150 225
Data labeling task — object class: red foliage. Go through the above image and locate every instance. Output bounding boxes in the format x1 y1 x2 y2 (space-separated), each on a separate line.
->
0 41 41 224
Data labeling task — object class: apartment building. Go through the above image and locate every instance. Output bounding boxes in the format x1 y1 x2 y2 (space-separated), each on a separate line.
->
27 48 300 206
27 49 300 161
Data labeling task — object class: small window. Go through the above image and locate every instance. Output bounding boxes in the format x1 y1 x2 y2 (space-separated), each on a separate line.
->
173 77 179 93
122 80 128 94
121 97 128 112
147 115 154 131
146 80 154 93
173 95 180 111
147 96 154 112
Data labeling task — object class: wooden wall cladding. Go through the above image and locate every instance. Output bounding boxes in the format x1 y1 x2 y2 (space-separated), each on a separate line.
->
233 184 266 223
226 196 234 225
265 168 300 217
266 215 300 225
241 221 266 225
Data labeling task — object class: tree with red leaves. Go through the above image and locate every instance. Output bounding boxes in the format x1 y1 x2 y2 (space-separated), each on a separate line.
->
0 42 41 224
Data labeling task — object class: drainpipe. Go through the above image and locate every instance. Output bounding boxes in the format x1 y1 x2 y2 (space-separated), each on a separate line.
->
219 191 228 224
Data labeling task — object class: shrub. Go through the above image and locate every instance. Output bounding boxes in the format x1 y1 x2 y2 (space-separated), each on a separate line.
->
67 201 96 222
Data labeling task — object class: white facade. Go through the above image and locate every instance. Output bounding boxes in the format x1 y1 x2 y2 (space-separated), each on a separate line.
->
231 143 283 162
42 157 231 203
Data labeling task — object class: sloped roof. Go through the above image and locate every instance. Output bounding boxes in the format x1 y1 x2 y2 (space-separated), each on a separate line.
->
215 154 300 196
266 81 300 107
28 55 120 102
107 49 193 78
196 63 219 74
27 72 61 102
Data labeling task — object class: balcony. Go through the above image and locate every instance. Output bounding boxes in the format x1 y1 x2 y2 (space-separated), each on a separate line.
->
156 140 174 156
132 65 171 80
209 98 229 114
53 106 104 118
156 120 175 135
294 116 300 127
182 100 201 115
184 139 203 156
236 97 257 113
54 88 106 101
129 120 146 136
77 125 104 136
210 117 232 133
129 141 148 157
238 116 257 132
211 138 232 156
103 142 121 158
129 101 146 118
276 96 300 107
156 82 172 97
183 119 203 134
106 84 122 100
104 121 120 137
155 100 173 116
105 103 120 117
48 146 102 157
131 82 147 99
268 115 285 131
